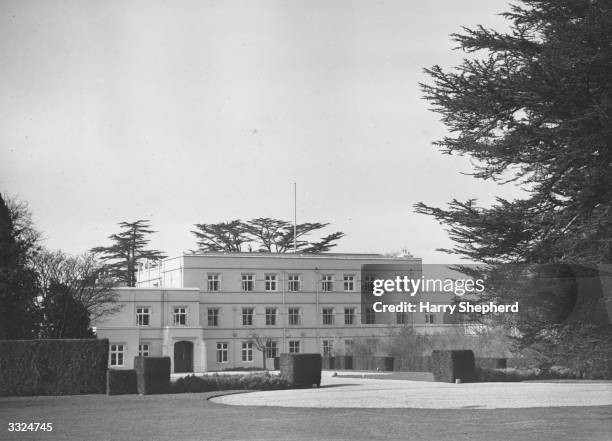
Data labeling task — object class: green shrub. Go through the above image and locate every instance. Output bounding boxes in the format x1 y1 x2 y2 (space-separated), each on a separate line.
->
476 366 581 382
280 353 322 387
475 357 507 369
0 339 108 396
431 350 475 383
169 372 290 394
107 369 137 395
134 356 170 395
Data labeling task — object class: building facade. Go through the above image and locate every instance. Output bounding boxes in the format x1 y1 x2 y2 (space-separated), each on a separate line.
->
94 253 459 372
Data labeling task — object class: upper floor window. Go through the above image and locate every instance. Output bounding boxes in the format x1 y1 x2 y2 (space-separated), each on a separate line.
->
207 308 219 327
322 308 334 325
136 307 150 326
173 307 187 326
207 273 220 292
365 307 376 324
288 307 301 326
344 307 355 325
288 274 300 292
242 307 254 326
343 275 355 291
110 343 125 367
321 275 333 292
241 274 254 292
265 308 277 326
265 274 277 292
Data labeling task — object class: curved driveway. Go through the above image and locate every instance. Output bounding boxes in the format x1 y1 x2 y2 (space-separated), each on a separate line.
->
211 372 612 409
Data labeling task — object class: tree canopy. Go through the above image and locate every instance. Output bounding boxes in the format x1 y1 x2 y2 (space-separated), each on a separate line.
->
415 0 612 375
91 220 167 287
192 218 345 253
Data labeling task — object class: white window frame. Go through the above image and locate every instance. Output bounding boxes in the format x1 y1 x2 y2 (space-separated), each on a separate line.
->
343 275 355 291
241 274 254 292
344 307 355 325
265 274 277 292
288 274 300 292
265 307 277 326
136 306 151 326
242 307 254 326
265 341 278 358
207 308 219 327
289 340 300 354
288 307 301 326
322 308 334 325
321 275 333 292
241 342 253 362
216 342 229 363
322 340 333 357
173 306 187 326
138 342 150 357
207 273 221 292
110 343 125 367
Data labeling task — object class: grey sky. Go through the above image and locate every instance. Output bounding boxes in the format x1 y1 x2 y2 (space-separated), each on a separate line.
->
1 0 522 263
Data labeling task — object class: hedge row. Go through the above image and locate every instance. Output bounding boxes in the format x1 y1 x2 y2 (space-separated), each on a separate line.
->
431 350 476 383
476 366 581 382
134 356 170 394
0 339 108 396
170 372 290 393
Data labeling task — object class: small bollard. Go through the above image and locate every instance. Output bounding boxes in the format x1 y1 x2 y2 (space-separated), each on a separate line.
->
455 378 462 384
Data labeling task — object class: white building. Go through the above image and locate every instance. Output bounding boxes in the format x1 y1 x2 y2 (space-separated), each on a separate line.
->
94 252 460 372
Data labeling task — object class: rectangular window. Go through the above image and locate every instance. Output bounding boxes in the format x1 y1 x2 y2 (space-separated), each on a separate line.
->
241 274 254 292
344 339 354 354
288 307 301 326
207 308 219 327
173 307 187 326
321 275 333 292
425 313 436 324
289 341 300 353
265 274 277 291
265 308 277 326
322 340 333 357
207 273 220 292
265 341 278 358
397 312 407 325
343 275 355 291
365 306 376 324
288 274 300 292
241 342 253 362
136 307 150 326
364 275 375 293
344 307 355 325
216 342 228 363
242 307 254 326
138 343 150 357
322 308 334 325
110 343 124 367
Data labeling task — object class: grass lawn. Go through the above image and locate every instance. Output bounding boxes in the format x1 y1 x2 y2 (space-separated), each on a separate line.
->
1 392 610 441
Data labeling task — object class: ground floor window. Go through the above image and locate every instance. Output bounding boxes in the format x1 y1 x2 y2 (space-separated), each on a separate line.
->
289 340 300 353
241 342 253 362
322 340 333 357
138 343 150 357
216 342 228 363
265 341 278 358
110 343 125 366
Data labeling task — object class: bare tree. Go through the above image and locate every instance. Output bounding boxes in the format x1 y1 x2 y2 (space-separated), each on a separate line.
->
247 332 276 370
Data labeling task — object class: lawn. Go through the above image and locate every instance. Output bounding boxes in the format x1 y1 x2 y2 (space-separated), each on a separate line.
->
1 392 611 441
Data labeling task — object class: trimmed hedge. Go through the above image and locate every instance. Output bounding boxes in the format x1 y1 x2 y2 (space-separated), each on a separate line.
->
475 357 507 369
393 356 432 372
476 366 581 382
280 353 321 387
170 372 290 393
0 339 108 396
134 356 170 395
431 350 476 383
107 369 137 395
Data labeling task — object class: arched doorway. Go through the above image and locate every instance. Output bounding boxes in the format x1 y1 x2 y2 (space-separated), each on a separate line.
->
174 341 194 373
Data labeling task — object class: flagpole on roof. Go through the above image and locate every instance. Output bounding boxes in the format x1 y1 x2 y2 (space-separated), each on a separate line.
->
294 182 297 253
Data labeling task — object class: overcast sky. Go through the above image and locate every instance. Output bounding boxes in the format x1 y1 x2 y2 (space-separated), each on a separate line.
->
1 0 523 263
